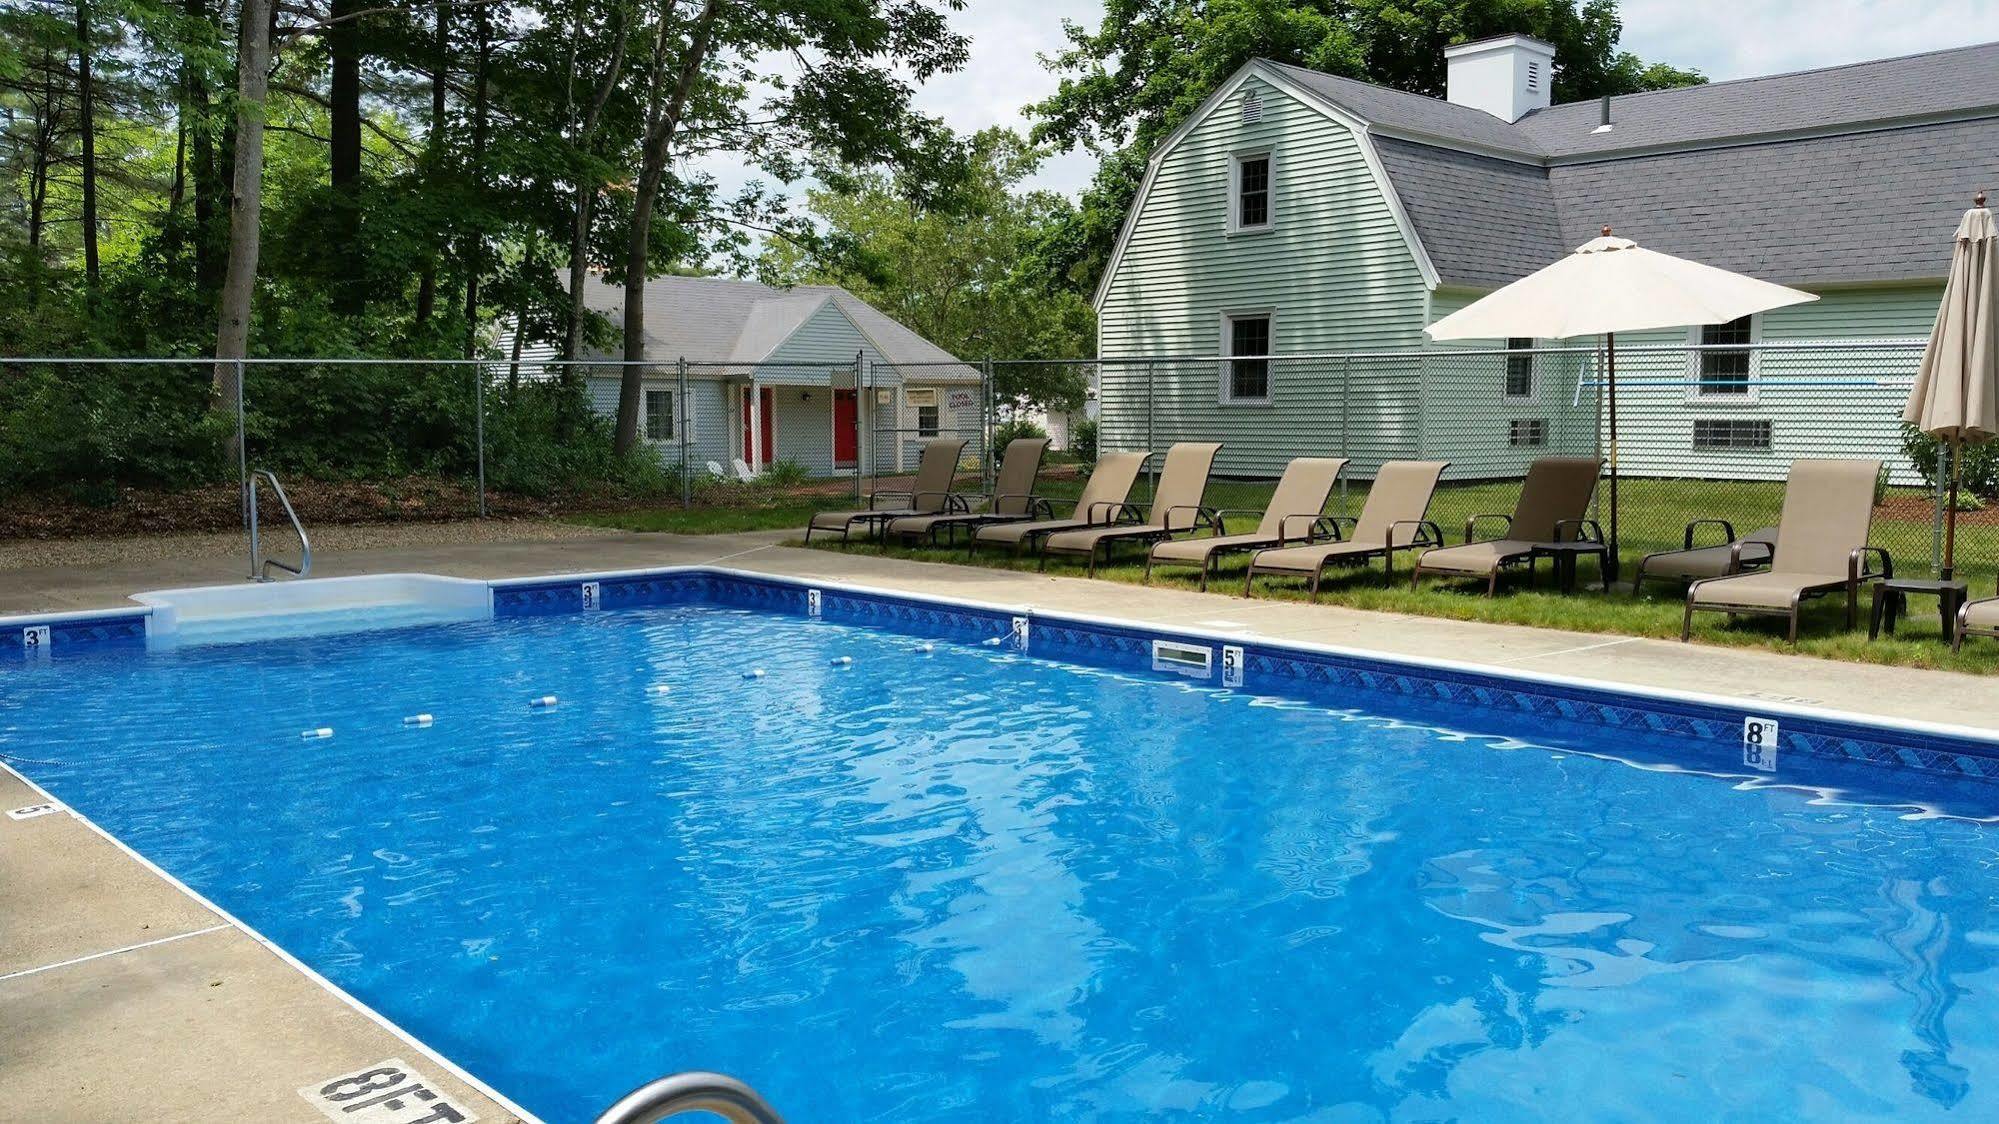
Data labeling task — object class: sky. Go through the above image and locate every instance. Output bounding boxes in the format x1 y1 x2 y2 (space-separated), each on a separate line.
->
901 0 1998 197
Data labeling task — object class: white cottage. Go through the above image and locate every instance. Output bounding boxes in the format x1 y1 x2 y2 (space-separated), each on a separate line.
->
572 273 981 476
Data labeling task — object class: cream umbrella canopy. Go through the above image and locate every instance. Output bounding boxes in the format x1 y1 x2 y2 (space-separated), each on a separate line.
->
1902 193 1998 580
1426 227 1819 573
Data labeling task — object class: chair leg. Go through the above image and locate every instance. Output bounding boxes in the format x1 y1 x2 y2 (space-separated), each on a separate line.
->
1142 553 1154 585
1788 609 1801 644
1486 571 1499 596
1846 583 1858 631
1410 567 1423 592
1242 567 1259 599
1197 557 1210 593
1309 568 1323 603
1681 597 1696 641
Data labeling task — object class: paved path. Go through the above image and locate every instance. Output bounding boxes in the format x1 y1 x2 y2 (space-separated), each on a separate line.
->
7 525 1999 1121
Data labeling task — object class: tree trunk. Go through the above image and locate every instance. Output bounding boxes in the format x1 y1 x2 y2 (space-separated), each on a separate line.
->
459 3 491 358
561 9 630 367
413 2 447 328
213 0 274 403
614 0 721 455
327 0 363 313
187 0 221 297
75 0 99 289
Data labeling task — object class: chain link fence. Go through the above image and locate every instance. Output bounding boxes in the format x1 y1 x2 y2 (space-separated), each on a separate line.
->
6 342 1969 586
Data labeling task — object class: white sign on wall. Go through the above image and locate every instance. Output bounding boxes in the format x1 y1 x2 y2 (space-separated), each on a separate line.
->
947 389 977 411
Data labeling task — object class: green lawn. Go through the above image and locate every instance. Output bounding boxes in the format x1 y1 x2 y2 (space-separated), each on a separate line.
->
578 473 1998 673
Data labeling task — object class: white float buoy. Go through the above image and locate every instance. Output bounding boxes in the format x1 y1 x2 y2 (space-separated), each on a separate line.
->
403 714 434 727
530 695 559 709
302 727 333 740
646 684 672 695
742 668 766 680
829 656 853 667
913 643 935 654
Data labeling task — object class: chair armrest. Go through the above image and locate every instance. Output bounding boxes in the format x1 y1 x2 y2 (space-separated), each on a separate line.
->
1390 519 1443 549
1212 508 1262 536
1163 504 1218 533
909 490 971 513
1464 513 1513 543
1276 513 1322 543
1088 500 1145 526
1684 518 1736 550
1323 515 1356 542
1851 546 1893 583
867 490 913 510
1554 518 1605 545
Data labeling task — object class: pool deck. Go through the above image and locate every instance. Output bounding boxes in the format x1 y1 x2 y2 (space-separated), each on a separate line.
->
7 525 1999 1120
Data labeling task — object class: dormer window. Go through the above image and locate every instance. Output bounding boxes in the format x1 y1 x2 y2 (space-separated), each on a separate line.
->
1231 151 1272 233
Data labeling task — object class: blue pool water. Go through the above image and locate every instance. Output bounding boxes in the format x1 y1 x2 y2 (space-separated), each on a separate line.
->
9 603 1999 1121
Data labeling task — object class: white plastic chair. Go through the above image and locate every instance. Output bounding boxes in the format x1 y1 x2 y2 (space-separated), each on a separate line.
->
705 460 729 479
731 458 760 483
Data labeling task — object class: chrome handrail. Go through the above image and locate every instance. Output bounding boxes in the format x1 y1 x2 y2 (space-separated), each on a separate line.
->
247 468 311 581
593 1072 786 1124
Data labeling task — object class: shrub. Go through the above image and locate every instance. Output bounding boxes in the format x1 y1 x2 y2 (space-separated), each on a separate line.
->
1900 423 1999 498
993 417 1048 451
1070 418 1098 464
758 458 811 488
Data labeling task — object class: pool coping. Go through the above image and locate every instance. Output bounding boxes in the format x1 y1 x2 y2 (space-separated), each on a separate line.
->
9 558 1999 1118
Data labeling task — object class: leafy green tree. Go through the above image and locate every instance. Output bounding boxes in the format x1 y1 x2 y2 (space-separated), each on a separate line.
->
1028 0 1705 294
766 128 1095 410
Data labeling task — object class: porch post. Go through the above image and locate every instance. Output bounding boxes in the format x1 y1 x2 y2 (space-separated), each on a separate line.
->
749 376 763 468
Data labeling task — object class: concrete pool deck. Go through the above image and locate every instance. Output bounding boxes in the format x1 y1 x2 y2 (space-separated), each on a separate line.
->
6 524 1999 1119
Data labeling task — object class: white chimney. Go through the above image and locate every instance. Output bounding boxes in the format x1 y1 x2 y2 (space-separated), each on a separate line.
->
1444 34 1556 123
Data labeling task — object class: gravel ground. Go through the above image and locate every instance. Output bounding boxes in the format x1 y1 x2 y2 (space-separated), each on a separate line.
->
0 518 620 572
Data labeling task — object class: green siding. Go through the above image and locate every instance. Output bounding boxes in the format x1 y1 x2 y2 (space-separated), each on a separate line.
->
1097 74 1430 476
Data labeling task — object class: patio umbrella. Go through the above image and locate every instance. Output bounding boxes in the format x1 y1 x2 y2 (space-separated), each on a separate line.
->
1425 227 1818 572
1901 192 1998 581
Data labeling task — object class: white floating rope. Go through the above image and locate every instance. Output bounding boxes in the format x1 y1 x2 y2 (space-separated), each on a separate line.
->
529 695 559 709
829 656 853 667
301 727 333 740
646 684 673 695
403 714 434 727
742 668 766 680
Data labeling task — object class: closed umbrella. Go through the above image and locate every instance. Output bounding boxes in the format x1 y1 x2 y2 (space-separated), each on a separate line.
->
1902 192 1998 581
1426 227 1818 572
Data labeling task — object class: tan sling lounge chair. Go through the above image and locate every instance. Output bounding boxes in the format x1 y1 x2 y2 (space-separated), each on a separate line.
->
969 451 1151 556
1956 585 1999 652
1633 522 1779 598
1144 457 1347 590
1241 461 1449 598
1682 458 1890 642
804 438 967 544
1040 443 1224 576
885 437 1050 545
1410 457 1605 594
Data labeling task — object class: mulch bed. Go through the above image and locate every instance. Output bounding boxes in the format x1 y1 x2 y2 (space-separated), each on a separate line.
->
1877 494 1999 525
0 479 600 541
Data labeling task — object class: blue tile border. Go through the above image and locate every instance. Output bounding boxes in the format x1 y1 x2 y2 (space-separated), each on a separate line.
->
14 565 1999 790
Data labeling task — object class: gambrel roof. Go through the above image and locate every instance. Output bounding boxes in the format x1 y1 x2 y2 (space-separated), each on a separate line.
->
1100 42 1999 300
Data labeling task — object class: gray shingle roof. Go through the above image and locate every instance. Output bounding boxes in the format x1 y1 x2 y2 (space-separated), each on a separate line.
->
1266 41 1999 288
572 273 970 370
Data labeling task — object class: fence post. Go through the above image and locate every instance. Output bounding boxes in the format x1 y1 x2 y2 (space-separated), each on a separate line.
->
236 357 251 578
1414 349 1428 459
1145 359 1157 497
678 356 691 508
474 362 487 517
1934 444 1948 576
982 356 995 495
855 349 866 503
1339 354 1351 516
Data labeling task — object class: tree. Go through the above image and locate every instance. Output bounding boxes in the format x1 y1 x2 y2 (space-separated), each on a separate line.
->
766 127 1095 410
211 0 272 401
1028 0 1705 295
605 0 971 455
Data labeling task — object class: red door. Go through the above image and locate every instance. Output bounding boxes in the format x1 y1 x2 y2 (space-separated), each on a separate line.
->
740 387 775 466
833 389 858 467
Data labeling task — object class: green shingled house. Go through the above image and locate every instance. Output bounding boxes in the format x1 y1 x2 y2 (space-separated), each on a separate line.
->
1093 36 1999 482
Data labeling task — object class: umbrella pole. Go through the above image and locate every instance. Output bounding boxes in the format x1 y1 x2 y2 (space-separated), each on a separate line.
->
1606 330 1618 579
1944 436 1960 581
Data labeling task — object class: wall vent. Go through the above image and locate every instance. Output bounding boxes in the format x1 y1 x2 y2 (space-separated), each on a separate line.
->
1524 61 1540 92
1151 639 1214 678
1241 91 1263 124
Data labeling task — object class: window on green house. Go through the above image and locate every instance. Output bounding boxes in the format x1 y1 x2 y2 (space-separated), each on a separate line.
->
644 389 673 441
1223 314 1271 402
1234 153 1271 230
1505 338 1535 397
1696 316 1755 395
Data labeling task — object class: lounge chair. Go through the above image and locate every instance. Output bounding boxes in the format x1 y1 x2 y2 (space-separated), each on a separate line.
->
1040 443 1223 576
803 438 968 544
706 460 729 479
731 458 759 483
1409 457 1606 594
1633 522 1778 598
1682 459 1890 642
1241 461 1449 597
1144 457 1348 590
885 437 1050 545
1956 584 1999 652
970 451 1152 556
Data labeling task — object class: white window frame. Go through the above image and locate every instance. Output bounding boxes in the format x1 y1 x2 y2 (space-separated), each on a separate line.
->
904 387 941 437
1227 148 1275 235
1218 309 1275 406
640 383 686 444
1686 314 1761 403
1503 337 1538 401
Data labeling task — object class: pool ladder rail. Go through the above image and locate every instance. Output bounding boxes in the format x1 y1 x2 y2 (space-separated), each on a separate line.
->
594 1071 786 1124
246 468 311 581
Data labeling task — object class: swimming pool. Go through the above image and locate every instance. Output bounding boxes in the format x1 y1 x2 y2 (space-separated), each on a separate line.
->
8 569 1999 1121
